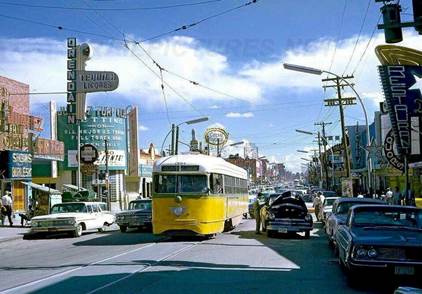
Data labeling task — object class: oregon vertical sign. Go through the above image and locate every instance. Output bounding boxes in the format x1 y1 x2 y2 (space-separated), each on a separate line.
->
67 37 77 124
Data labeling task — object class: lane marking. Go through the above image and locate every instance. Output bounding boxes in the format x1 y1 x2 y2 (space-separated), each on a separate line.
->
86 243 198 294
1 243 156 294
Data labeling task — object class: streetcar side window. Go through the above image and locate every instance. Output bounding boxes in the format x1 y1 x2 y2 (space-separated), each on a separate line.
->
211 173 224 194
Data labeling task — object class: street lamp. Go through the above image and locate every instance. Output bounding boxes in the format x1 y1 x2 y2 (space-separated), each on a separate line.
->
300 157 311 162
160 116 209 155
285 63 372 194
297 150 309 154
218 141 245 157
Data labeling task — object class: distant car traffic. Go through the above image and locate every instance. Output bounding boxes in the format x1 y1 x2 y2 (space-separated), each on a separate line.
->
261 191 313 238
335 205 422 278
116 199 152 232
325 197 385 246
302 194 315 213
29 202 115 238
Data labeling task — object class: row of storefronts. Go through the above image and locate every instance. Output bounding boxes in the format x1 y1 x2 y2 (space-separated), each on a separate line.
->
0 75 159 214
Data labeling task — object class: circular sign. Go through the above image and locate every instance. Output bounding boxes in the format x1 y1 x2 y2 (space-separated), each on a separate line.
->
204 127 228 146
80 144 99 164
383 129 404 172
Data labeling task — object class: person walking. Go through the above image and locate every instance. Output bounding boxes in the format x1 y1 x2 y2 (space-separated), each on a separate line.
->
385 188 393 204
393 186 402 205
313 192 323 222
254 193 263 234
1 191 13 226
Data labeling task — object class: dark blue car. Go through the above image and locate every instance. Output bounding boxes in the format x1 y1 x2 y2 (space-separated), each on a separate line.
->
335 205 422 278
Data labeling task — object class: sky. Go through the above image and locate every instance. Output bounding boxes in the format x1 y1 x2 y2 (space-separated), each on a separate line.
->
1 0 422 173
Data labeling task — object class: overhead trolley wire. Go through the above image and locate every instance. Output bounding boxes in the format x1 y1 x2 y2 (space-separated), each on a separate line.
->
141 0 259 42
0 0 225 11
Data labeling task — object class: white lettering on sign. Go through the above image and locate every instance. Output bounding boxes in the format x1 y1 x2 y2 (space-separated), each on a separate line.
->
12 153 32 163
12 167 32 178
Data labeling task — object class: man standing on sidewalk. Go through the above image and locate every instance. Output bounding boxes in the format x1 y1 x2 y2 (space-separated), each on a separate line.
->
1 191 13 226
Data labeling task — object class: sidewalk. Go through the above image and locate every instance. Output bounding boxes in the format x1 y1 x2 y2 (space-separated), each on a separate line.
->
0 226 29 243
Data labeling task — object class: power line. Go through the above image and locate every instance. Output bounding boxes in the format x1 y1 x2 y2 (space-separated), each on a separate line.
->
342 0 372 76
0 0 224 11
352 13 382 75
327 0 347 72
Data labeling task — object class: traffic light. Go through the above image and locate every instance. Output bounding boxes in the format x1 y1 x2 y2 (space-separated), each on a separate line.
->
381 4 403 43
413 0 422 34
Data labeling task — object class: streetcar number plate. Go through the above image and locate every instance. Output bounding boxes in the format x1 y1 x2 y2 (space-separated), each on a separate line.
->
394 266 415 275
278 228 287 233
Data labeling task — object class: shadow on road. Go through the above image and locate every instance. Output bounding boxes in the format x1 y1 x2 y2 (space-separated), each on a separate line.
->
72 230 163 246
231 223 421 293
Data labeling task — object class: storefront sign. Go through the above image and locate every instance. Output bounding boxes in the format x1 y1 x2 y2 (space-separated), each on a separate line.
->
33 138 64 161
384 129 405 172
378 65 422 156
128 107 139 176
58 106 128 170
67 37 77 124
0 150 32 178
75 71 119 93
204 127 228 146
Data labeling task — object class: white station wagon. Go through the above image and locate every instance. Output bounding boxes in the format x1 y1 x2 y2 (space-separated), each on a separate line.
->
29 202 115 237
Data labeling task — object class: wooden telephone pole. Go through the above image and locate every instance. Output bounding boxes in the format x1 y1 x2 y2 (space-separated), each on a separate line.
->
315 121 332 189
322 76 356 180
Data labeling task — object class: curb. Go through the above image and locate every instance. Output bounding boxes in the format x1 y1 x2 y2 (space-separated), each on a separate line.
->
0 235 22 243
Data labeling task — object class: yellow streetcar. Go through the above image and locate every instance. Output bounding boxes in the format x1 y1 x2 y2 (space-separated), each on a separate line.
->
152 154 248 237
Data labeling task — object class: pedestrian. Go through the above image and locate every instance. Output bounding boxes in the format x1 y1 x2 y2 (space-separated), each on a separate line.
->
385 188 393 204
254 193 263 234
1 191 13 226
393 186 402 205
313 192 323 222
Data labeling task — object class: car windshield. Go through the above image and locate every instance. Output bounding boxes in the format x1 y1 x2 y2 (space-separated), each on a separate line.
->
154 174 208 193
353 209 422 228
51 203 87 214
129 201 152 210
324 198 337 206
322 191 337 197
336 201 378 214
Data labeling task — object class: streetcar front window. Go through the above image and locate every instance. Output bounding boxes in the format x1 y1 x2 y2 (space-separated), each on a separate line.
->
154 175 177 193
179 175 208 193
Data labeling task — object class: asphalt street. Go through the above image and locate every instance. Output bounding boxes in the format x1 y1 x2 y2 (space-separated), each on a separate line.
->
0 220 418 294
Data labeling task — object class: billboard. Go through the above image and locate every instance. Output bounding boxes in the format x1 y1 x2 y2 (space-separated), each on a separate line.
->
57 106 127 170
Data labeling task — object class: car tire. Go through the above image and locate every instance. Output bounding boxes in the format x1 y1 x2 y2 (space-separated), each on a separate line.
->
304 230 310 239
119 225 127 233
72 224 83 238
98 223 107 233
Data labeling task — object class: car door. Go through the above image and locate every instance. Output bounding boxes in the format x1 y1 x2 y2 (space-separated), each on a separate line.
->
84 204 98 230
91 204 104 228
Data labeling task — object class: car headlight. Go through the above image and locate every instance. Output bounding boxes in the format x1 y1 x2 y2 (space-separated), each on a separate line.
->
31 220 38 227
356 248 367 258
66 218 76 225
367 248 378 258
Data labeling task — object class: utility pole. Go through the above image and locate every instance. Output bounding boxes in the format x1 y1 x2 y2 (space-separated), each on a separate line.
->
315 121 332 190
323 76 356 180
316 132 323 189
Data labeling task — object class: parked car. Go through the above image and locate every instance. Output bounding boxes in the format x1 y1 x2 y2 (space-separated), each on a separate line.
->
261 191 313 238
325 197 385 246
29 202 115 238
322 197 340 221
335 205 422 278
116 199 152 232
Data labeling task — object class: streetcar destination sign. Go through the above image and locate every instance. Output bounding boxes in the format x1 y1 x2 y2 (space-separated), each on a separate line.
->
75 71 119 93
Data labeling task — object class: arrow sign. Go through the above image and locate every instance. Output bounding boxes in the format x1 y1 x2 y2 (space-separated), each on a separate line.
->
75 71 119 93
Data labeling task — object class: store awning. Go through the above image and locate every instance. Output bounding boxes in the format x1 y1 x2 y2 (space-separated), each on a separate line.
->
62 184 87 192
21 182 61 195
